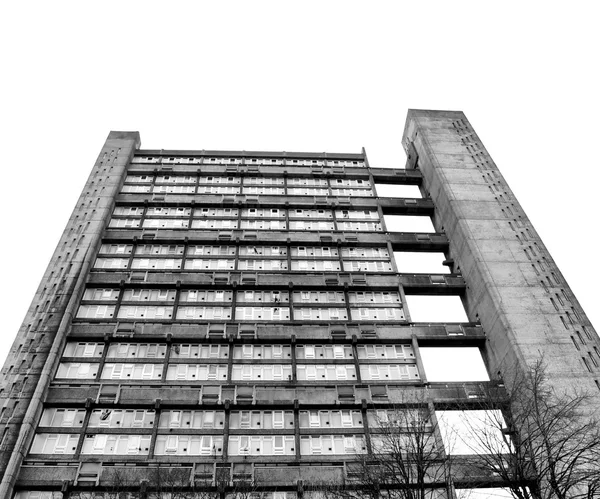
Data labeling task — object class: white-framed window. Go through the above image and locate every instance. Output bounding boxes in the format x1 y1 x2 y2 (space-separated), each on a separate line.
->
299 410 362 428
142 218 189 229
292 291 346 303
348 291 401 304
170 344 229 359
295 344 353 360
29 434 79 455
184 259 235 270
158 410 225 429
240 208 285 219
299 435 366 455
230 411 294 429
176 307 232 320
81 434 151 455
237 260 289 271
330 187 374 197
130 258 181 269
187 245 236 256
154 435 223 456
341 247 389 258
357 344 414 360
55 363 98 379
93 257 130 269
39 408 87 428
234 307 290 321
121 289 176 301
196 185 240 194
121 184 152 193
155 175 196 184
337 222 382 232
288 178 328 187
198 176 241 185
291 246 338 257
291 261 341 271
343 260 393 272
165 364 228 381
135 244 184 255
116 306 173 319
146 207 191 217
101 363 162 380
296 364 356 381
105 343 167 358
360 364 419 381
228 435 295 456
88 409 155 428
14 492 64 499
292 308 347 320
82 288 120 301
232 364 292 381
62 342 104 357
232 345 291 359
350 308 405 321
99 243 134 255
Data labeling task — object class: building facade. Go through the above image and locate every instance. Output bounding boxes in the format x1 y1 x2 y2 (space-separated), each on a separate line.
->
0 111 598 498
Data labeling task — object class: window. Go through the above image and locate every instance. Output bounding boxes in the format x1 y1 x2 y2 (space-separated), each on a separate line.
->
230 411 294 429
81 434 151 455
175 306 232 320
56 363 98 379
121 289 177 301
357 344 414 360
101 363 162 380
82 288 119 301
88 409 155 428
30 434 79 455
296 345 353 359
299 410 362 428
62 342 104 357
232 365 292 381
228 435 295 456
76 305 116 319
350 308 405 321
171 344 229 359
233 345 291 359
235 307 291 321
359 364 419 381
299 435 366 455
117 306 173 319
158 410 225 429
165 364 228 381
297 365 356 380
39 408 86 428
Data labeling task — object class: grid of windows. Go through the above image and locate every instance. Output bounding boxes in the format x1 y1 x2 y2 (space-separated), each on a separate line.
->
107 207 392 233
122 175 376 197
131 155 366 167
54 340 419 384
76 286 406 323
25 150 479 499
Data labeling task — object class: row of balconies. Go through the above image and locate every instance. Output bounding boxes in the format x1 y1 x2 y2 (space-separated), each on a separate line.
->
45 381 502 407
67 323 484 342
86 271 464 291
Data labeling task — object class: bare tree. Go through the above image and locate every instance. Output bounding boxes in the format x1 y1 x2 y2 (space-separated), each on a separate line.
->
450 360 600 499
309 403 449 499
78 464 259 499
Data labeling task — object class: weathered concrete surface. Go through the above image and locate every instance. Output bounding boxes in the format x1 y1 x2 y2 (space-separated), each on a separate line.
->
402 110 600 396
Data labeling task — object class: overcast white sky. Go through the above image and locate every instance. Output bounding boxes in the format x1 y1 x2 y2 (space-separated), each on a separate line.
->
1 1 598 367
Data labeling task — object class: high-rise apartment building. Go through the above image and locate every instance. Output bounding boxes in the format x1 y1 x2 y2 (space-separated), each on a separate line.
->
1 110 598 499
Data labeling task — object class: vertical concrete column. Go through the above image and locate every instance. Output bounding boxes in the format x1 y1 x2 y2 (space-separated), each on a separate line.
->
402 110 599 399
0 131 140 496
